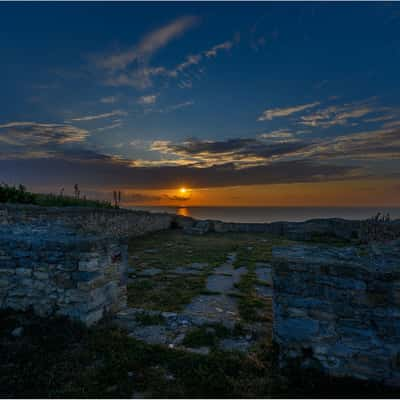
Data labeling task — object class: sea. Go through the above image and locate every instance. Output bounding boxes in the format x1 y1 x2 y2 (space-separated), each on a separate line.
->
128 206 400 224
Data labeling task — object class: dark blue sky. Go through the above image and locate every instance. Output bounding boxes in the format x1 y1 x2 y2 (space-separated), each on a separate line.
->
1 2 400 205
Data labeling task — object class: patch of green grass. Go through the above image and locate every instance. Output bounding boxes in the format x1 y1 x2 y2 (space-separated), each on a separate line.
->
129 231 240 269
128 275 206 312
134 312 165 326
199 289 222 296
0 310 397 398
182 324 231 348
128 231 293 318
234 268 269 322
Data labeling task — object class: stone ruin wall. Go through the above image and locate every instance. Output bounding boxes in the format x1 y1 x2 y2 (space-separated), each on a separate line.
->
2 203 400 386
272 243 400 387
0 204 174 325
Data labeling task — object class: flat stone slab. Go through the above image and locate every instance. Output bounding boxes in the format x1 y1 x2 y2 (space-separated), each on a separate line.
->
128 325 168 345
171 266 201 275
190 262 209 270
233 266 247 282
137 268 162 277
214 263 234 274
255 284 273 297
255 266 272 284
219 338 252 353
206 265 247 293
183 294 239 321
226 252 237 263
206 275 235 292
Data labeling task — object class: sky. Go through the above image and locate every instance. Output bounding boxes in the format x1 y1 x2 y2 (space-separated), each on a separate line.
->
1 2 400 206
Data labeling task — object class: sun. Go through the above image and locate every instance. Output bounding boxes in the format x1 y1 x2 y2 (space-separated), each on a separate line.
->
179 187 188 194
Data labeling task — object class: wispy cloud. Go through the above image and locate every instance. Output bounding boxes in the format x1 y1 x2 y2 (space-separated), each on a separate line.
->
167 36 239 86
258 102 320 121
307 126 400 160
259 129 296 140
160 101 194 113
150 136 312 168
69 110 127 122
95 16 198 72
96 121 123 132
205 38 236 58
0 121 89 146
104 66 166 89
137 94 158 105
299 104 375 128
100 96 119 104
96 18 238 90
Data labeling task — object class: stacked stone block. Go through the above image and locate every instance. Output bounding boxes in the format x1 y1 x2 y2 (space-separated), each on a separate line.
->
0 225 128 325
0 204 174 325
272 243 400 387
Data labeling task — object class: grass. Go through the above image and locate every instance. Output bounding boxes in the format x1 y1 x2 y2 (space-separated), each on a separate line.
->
0 310 397 398
182 324 231 348
134 312 165 326
232 236 289 322
128 274 206 312
127 230 292 313
0 183 114 208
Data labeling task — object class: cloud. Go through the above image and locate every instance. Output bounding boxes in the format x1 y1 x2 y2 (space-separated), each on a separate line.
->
95 16 198 72
96 121 123 132
1 155 360 190
104 66 167 89
166 36 239 86
163 193 191 201
259 129 296 140
151 136 313 168
169 54 203 77
307 126 400 160
299 105 374 128
297 99 390 128
137 94 158 105
69 110 127 122
0 121 89 147
258 102 320 121
100 96 118 104
127 192 162 202
205 39 236 58
160 101 194 113
98 26 238 90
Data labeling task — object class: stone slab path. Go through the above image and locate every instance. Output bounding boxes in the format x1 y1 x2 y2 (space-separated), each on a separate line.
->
184 253 247 321
116 251 272 354
255 263 273 285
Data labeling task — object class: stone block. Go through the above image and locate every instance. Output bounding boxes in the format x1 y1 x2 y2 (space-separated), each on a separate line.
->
78 258 100 272
16 268 32 277
72 271 102 282
275 317 320 342
33 271 49 280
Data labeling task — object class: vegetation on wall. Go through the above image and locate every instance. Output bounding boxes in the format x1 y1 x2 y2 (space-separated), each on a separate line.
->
0 183 114 209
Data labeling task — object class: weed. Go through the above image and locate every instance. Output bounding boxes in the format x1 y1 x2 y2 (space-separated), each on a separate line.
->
135 312 165 326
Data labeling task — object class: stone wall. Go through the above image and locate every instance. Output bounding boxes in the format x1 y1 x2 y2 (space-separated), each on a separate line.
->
0 204 174 325
1 203 174 239
177 215 400 242
272 242 400 387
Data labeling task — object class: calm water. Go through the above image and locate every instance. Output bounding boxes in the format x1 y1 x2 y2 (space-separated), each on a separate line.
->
129 206 400 224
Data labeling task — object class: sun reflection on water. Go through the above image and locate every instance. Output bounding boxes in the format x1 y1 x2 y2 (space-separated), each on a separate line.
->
177 207 190 217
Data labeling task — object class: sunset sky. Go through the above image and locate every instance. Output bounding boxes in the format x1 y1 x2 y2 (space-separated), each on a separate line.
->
1 2 400 206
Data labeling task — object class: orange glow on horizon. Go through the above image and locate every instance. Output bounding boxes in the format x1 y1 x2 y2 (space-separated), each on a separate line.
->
123 178 400 207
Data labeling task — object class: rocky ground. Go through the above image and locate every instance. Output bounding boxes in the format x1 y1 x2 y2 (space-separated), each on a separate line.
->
1 230 398 397
114 231 285 355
